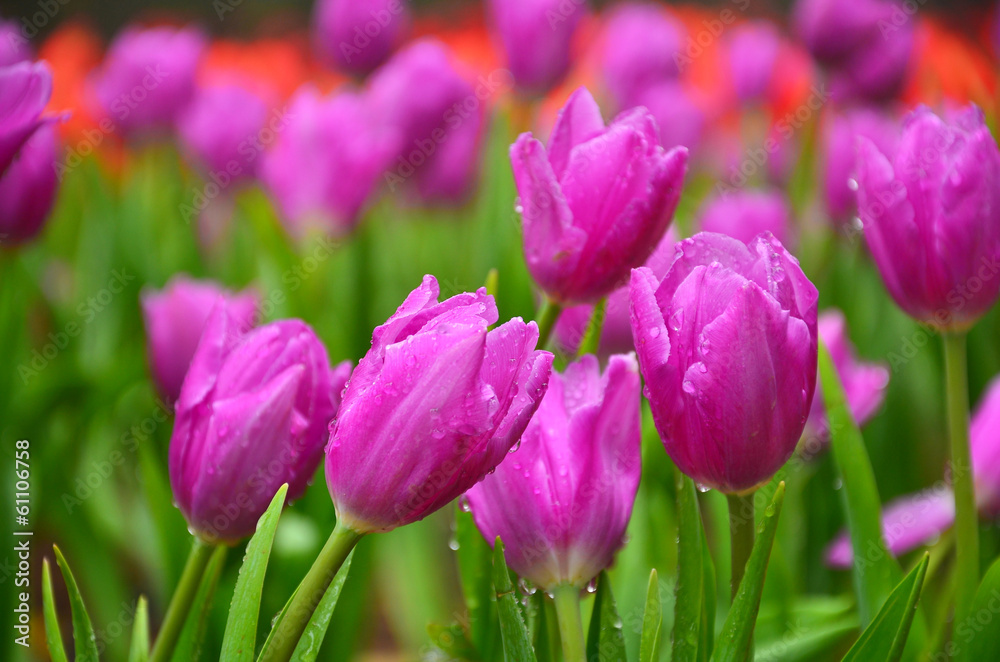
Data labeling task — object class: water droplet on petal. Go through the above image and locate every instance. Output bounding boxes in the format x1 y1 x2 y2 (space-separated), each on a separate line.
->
585 578 599 593
682 380 696 395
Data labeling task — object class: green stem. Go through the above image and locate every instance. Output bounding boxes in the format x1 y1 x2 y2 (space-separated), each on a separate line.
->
576 298 608 358
149 538 217 662
552 584 586 662
727 491 756 602
943 332 978 626
259 522 363 662
534 297 563 351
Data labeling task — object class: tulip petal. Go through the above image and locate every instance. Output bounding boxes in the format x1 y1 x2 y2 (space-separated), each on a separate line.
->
547 88 606 180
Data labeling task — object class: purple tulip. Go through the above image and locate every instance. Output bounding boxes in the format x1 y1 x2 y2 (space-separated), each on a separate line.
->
486 0 585 97
90 25 205 138
367 39 484 203
855 105 1000 331
313 0 409 76
465 354 641 589
554 229 676 357
170 308 351 542
0 122 58 245
325 275 553 534
260 85 399 236
698 189 793 248
0 60 54 176
727 21 781 103
141 276 259 403
793 0 913 102
629 81 706 156
512 87 688 305
630 232 819 493
827 373 1000 567
822 108 898 221
176 84 269 185
0 20 32 66
600 3 685 108
804 310 889 446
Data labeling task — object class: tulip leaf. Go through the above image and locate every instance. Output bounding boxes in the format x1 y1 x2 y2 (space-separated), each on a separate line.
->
529 593 559 662
576 297 608 358
699 527 716 662
129 596 150 662
53 545 100 662
673 470 708 662
959 555 1000 661
42 558 69 662
221 483 289 662
639 569 662 662
755 616 858 661
586 571 626 662
710 482 785 662
427 622 479 660
172 544 229 662
842 554 929 662
256 586 298 660
290 550 354 662
456 504 501 660
819 343 903 624
492 538 538 662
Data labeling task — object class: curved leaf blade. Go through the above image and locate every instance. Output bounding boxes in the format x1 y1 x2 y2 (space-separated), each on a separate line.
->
492 538 537 662
53 545 100 662
586 571 626 662
290 551 354 662
640 569 662 662
42 558 69 662
129 596 150 662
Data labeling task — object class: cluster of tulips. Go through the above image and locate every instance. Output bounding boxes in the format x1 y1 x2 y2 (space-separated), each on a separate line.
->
4 0 1000 659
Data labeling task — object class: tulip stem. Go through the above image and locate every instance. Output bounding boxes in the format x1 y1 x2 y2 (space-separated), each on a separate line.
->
149 537 217 662
943 331 978 626
552 584 586 662
259 522 363 662
576 297 608 357
727 491 756 601
535 297 563 351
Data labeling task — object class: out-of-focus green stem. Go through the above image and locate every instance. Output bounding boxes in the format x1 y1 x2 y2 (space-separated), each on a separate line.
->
943 332 978 627
535 297 563 351
149 538 217 662
552 584 585 662
727 491 756 602
576 298 607 358
259 522 363 662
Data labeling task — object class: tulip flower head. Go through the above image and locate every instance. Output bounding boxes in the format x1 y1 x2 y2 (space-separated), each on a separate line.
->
698 189 793 248
0 19 32 66
0 122 58 245
466 354 641 590
727 21 781 103
1 61 55 176
313 0 410 76
855 105 1000 331
326 276 553 534
630 232 819 493
170 308 350 543
512 87 688 305
821 107 898 222
600 3 685 109
141 277 258 403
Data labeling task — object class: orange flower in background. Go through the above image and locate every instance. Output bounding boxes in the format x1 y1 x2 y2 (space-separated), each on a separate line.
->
39 22 103 141
904 17 997 115
201 36 339 100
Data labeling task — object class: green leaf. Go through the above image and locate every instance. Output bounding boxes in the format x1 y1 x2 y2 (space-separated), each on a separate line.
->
576 297 607 358
492 538 537 662
53 545 100 662
639 569 662 662
290 551 354 662
842 554 929 662
529 594 559 662
699 526 716 662
256 586 298 660
673 470 707 662
427 622 479 660
710 482 785 662
962 555 1000 661
755 616 857 662
172 544 229 662
586 572 626 662
819 343 902 625
221 484 289 662
129 596 150 662
456 504 501 660
42 558 69 662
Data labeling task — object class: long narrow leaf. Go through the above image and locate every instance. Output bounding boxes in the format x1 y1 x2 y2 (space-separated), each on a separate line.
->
673 470 706 662
710 483 786 662
221 484 289 662
290 551 354 662
172 544 229 662
456 504 501 660
492 538 538 662
129 596 150 662
962 555 1000 661
53 545 100 662
842 554 929 662
639 569 662 662
42 558 69 662
586 571 627 662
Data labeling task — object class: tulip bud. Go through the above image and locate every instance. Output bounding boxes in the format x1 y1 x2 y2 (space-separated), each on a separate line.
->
630 232 819 493
367 39 484 203
0 20 32 66
465 354 641 590
176 84 269 185
855 105 1000 331
0 123 58 245
326 275 553 534
313 0 409 76
141 277 258 403
827 373 1000 567
486 0 585 97
260 85 399 236
821 108 898 222
698 189 793 248
170 308 350 543
512 87 688 305
1 61 54 175
90 26 205 138
600 3 685 109
726 21 781 103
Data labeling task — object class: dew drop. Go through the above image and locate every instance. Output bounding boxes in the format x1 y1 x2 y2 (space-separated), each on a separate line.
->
585 578 599 593
448 537 460 551
847 178 858 191
458 495 472 513
669 309 684 331
649 326 661 338
682 380 696 395
696 483 711 493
